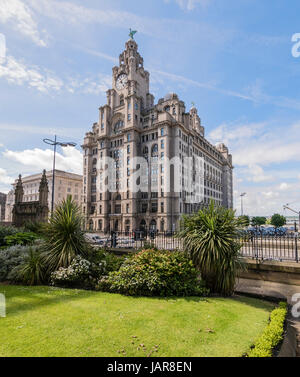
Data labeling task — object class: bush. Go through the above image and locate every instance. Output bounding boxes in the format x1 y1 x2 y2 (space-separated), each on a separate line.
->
89 248 126 273
248 302 287 357
24 221 45 236
5 232 38 246
97 249 209 297
0 226 19 247
0 245 37 282
50 256 101 289
13 248 45 286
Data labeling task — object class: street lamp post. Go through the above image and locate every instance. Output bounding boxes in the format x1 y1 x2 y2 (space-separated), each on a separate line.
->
240 192 246 216
43 135 77 214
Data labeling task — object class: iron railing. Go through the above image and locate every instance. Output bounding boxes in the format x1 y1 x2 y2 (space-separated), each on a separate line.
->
87 231 300 263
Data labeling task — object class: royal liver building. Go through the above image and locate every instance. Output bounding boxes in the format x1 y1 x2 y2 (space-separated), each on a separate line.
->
82 36 233 233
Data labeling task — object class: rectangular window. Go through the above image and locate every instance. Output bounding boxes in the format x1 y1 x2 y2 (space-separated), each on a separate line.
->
161 140 164 149
161 128 164 136
115 204 121 214
151 202 158 213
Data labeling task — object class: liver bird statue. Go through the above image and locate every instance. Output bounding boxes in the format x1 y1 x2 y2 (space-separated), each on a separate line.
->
129 28 137 39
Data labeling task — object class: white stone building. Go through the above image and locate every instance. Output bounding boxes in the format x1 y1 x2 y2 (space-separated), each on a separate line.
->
5 170 83 222
82 38 233 233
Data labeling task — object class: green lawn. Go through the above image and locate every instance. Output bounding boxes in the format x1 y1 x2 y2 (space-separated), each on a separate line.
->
0 285 274 357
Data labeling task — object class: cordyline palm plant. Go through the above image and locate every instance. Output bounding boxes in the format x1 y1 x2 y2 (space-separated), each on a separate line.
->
177 201 245 296
42 196 90 273
14 248 45 286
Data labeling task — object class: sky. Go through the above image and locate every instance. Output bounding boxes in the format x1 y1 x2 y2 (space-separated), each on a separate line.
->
0 0 299 216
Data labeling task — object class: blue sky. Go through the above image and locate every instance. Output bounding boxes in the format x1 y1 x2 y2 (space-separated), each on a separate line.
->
0 0 300 216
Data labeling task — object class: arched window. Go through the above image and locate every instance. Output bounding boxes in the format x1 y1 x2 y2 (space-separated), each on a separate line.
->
151 144 158 156
150 219 157 231
143 146 148 155
120 95 124 106
93 158 97 165
115 193 121 201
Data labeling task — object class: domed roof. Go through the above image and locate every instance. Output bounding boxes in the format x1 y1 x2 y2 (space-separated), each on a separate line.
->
164 92 177 101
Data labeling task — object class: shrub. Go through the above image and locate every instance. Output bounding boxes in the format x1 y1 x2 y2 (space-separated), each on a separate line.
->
13 248 45 286
0 245 37 282
248 302 287 357
42 196 90 273
177 201 245 296
50 256 101 288
5 232 38 246
24 221 45 236
89 248 126 273
97 249 209 297
0 226 19 247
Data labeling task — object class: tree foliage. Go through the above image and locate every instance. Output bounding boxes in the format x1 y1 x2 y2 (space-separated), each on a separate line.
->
251 217 267 227
238 215 250 227
270 214 286 228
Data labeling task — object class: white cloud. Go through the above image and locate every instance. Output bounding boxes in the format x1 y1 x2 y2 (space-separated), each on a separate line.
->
164 0 211 11
0 168 14 185
279 182 290 191
0 0 46 46
233 180 300 217
0 123 83 138
0 55 111 94
151 69 254 102
209 120 300 168
27 0 222 44
247 164 273 183
0 55 63 92
3 147 83 175
209 122 265 145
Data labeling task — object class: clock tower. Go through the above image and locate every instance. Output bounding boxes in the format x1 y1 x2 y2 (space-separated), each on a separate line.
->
106 37 154 135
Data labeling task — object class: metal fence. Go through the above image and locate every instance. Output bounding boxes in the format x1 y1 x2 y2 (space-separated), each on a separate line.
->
88 231 300 263
240 234 299 263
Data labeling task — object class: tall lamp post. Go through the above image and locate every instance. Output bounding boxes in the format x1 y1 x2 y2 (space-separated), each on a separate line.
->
240 192 246 216
43 135 77 214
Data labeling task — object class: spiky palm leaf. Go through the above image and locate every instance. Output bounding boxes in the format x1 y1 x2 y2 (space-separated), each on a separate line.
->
42 196 90 273
177 201 245 296
14 248 45 286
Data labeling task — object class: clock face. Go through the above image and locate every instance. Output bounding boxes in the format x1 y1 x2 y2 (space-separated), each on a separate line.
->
116 74 128 90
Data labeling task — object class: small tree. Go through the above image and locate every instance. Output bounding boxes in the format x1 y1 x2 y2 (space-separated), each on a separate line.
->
42 196 90 273
271 214 286 228
177 201 245 296
238 215 250 227
251 217 266 227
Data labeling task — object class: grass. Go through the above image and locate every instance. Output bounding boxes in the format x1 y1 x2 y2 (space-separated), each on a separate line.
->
0 285 275 357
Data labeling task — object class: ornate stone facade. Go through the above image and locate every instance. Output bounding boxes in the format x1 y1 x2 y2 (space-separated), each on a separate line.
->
82 38 233 233
6 170 83 222
0 192 6 221
12 170 49 227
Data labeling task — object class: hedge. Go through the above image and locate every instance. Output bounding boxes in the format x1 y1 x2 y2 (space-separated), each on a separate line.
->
248 301 288 357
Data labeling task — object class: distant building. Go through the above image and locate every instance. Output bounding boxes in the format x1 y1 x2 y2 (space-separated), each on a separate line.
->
5 170 83 222
0 192 7 221
13 170 49 227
